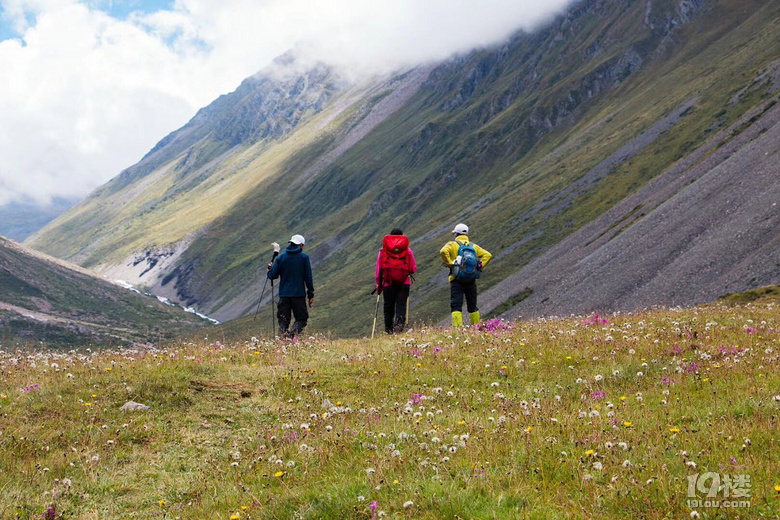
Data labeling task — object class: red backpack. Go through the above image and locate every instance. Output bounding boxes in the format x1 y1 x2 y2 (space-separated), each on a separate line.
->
380 235 411 286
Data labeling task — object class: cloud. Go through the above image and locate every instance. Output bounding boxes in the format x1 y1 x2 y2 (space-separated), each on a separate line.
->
0 0 574 206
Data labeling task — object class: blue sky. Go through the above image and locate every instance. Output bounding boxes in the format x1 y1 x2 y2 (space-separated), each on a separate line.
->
0 1 173 40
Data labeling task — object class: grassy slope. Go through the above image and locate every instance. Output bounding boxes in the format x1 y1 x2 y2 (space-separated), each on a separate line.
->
0 303 778 518
26 0 780 337
0 238 204 347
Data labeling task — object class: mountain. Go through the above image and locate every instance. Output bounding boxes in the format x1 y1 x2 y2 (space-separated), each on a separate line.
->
0 236 206 346
27 0 780 336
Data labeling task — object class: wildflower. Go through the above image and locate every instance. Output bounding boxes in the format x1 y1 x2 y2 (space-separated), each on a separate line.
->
774 484 780 492
393 480 399 485
403 501 414 509
669 428 681 433
593 462 603 471
231 515 240 520
159 500 166 507
585 449 595 457
274 471 284 477
595 374 603 382
690 512 700 519
622 460 632 467
623 422 633 427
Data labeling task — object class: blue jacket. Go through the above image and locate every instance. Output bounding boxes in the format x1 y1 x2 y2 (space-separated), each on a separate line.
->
267 245 314 299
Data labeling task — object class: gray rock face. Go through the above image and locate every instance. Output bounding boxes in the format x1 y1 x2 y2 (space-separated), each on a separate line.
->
120 401 150 411
478 97 780 319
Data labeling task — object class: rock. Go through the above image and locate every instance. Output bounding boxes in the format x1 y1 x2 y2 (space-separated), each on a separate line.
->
120 401 150 411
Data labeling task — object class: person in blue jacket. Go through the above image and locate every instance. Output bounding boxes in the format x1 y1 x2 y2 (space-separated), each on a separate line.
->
267 234 314 337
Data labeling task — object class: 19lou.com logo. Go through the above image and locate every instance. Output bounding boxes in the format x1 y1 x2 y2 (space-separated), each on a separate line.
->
687 472 751 508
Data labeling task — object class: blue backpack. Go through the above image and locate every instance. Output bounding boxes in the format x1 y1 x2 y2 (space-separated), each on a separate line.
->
453 242 481 281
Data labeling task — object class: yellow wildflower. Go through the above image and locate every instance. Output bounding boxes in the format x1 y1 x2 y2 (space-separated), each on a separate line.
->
624 421 633 427
669 428 680 433
274 471 284 478
585 449 594 456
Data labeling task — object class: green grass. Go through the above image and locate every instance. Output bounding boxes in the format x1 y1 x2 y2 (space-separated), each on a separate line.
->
717 285 780 305
1 302 778 518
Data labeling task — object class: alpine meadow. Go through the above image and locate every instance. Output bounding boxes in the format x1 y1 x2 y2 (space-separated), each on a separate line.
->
1 0 780 518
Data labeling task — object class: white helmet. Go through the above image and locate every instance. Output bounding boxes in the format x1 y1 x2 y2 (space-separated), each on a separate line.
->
451 223 469 235
289 234 305 245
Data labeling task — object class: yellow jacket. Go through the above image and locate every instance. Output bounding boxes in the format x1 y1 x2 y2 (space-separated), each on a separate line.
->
440 235 492 282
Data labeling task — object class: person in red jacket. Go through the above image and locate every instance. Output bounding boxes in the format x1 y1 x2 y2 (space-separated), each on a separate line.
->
376 228 417 334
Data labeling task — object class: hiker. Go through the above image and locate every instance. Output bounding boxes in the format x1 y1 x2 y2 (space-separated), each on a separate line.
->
376 228 417 334
267 234 314 337
440 223 492 327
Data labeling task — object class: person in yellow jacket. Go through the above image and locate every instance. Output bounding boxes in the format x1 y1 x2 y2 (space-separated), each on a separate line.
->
440 223 492 327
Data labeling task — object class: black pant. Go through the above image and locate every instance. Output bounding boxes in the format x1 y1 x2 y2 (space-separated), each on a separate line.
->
382 284 409 334
277 297 309 336
450 280 478 313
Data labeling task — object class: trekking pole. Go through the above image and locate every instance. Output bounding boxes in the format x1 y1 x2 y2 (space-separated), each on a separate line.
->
371 292 380 339
253 243 281 320
270 278 276 336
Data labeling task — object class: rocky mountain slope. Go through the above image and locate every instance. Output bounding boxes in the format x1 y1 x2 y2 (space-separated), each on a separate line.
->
0 237 206 346
27 0 780 336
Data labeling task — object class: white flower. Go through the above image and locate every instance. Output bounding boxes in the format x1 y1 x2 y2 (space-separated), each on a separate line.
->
636 371 644 377
575 378 583 384
366 468 375 475
357 496 365 502
595 375 603 382
622 460 632 467
286 460 295 467
300 423 309 430
491 382 500 388
431 437 441 443
449 446 457 453
618 442 628 450
392 450 401 457
403 501 414 508
589 410 600 418
612 370 620 376
230 462 239 467
690 511 700 519
299 444 308 452
593 462 603 471
686 461 697 469
232 451 241 460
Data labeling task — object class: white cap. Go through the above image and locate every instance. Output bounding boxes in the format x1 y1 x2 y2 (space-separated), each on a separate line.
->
452 223 469 235
290 234 305 245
